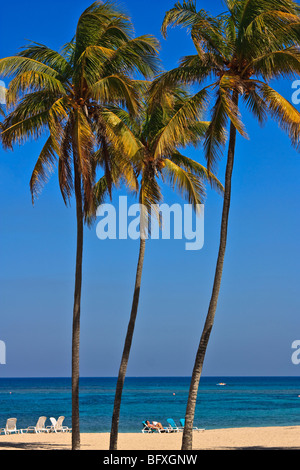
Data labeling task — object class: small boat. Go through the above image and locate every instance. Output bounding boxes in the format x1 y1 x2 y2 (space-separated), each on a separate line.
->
216 382 226 386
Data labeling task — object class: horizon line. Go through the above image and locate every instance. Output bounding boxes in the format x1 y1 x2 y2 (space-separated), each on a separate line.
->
0 375 299 379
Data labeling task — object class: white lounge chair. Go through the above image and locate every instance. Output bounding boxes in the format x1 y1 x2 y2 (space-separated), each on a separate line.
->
151 421 171 433
141 420 171 433
23 416 49 433
142 421 153 433
0 418 21 435
47 417 57 432
48 416 71 433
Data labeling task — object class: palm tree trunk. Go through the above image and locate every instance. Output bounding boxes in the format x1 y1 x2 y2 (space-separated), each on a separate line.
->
72 159 84 451
181 93 239 451
109 237 146 450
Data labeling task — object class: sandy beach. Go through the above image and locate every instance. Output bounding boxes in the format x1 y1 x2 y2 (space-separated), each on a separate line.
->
0 426 299 450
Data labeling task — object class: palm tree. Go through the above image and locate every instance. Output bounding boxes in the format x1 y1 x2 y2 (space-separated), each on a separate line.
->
0 1 159 450
108 84 224 450
160 0 300 450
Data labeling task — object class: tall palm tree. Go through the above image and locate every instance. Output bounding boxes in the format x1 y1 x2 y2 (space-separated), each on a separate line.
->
0 1 159 450
108 84 224 450
160 0 300 450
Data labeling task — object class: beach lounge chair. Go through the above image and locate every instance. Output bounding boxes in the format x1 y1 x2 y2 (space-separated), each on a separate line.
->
47 416 71 433
47 417 58 432
142 421 154 433
23 416 49 433
0 418 20 435
179 418 205 431
151 421 171 433
57 416 71 432
142 420 170 433
166 418 183 432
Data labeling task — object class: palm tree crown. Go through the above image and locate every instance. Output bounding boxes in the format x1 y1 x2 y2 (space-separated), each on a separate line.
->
159 0 300 171
0 0 160 211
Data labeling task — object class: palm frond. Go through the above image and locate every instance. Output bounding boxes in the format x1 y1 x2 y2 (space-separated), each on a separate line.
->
237 0 300 57
89 73 140 115
150 65 214 101
153 88 209 158
162 0 227 60
258 81 300 149
74 1 132 62
30 135 58 203
247 47 300 80
0 56 60 79
97 105 142 161
97 17 132 48
103 35 161 78
1 109 51 149
170 151 224 195
163 157 206 209
241 81 267 125
6 71 66 108
73 45 116 88
161 0 200 38
17 42 71 77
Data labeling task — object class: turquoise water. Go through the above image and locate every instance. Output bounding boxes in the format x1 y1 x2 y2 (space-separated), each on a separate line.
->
0 377 299 432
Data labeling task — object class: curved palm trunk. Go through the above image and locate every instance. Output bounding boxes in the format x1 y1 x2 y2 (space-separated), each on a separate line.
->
181 94 238 451
109 237 146 450
72 159 84 451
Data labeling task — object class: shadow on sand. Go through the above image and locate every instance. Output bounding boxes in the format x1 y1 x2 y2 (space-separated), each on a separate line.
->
0 441 71 450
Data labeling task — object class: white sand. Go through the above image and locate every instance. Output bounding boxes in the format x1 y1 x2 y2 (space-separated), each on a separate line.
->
0 426 299 450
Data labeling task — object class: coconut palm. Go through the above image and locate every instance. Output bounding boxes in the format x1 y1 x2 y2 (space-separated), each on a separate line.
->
160 0 300 450
0 1 159 450
107 84 224 450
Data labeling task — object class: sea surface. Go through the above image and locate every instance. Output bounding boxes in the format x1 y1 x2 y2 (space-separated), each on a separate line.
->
0 377 299 433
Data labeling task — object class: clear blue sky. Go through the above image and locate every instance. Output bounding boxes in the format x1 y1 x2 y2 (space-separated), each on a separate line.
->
0 0 299 378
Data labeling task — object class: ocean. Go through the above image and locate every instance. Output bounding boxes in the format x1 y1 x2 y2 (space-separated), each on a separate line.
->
0 377 299 433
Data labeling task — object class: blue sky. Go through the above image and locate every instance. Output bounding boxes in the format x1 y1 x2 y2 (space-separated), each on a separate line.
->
0 0 299 378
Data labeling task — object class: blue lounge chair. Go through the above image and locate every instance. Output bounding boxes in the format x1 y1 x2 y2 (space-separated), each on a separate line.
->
179 418 205 431
167 418 182 432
